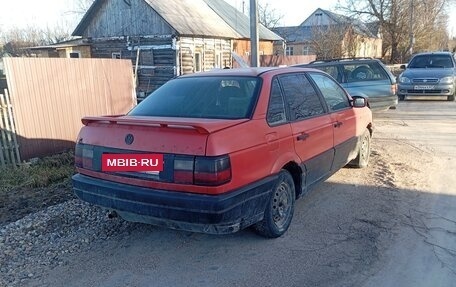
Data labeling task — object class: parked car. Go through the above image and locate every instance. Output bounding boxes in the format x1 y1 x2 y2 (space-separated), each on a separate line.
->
295 58 398 111
72 67 373 238
397 51 456 101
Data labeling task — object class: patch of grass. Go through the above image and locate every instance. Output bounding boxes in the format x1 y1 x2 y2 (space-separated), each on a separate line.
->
0 150 75 190
0 150 77 225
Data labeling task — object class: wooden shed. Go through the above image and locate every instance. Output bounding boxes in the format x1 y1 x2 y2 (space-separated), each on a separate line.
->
72 0 283 100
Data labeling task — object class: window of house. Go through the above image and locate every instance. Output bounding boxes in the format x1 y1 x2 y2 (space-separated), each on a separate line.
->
68 51 81 58
215 52 222 68
194 52 202 72
279 74 325 121
286 46 294 56
302 46 311 55
112 52 121 59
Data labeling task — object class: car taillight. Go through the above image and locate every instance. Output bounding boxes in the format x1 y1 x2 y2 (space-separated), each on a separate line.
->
172 155 231 186
75 144 93 169
194 155 231 186
391 84 397 95
174 156 194 184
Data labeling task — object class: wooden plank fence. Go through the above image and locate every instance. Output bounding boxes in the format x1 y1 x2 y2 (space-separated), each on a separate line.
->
0 89 21 167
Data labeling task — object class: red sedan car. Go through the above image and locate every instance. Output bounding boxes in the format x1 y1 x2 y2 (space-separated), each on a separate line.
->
73 67 372 238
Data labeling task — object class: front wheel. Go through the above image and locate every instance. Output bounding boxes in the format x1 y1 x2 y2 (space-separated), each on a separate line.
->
253 170 295 238
448 94 455 101
349 129 371 168
398 95 405 101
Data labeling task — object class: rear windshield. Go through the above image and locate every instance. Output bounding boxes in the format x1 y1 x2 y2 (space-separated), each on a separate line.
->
129 76 261 119
408 55 454 68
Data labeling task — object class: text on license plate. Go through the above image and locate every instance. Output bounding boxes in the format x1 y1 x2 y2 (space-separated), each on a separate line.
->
414 85 435 90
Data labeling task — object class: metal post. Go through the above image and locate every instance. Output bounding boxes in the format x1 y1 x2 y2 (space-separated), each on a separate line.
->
250 0 259 67
409 0 414 56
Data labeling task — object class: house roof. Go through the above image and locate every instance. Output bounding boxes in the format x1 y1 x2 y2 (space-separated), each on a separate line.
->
143 0 240 38
203 0 282 41
29 38 89 50
73 0 282 41
299 8 377 38
273 26 312 43
316 9 352 25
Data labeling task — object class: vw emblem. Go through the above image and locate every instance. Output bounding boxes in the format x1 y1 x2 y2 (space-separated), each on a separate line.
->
125 134 134 145
423 79 427 83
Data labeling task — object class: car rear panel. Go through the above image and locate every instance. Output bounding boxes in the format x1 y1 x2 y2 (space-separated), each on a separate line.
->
345 80 398 111
76 116 251 193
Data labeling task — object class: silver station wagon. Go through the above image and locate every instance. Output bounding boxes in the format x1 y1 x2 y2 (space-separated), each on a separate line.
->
296 58 398 111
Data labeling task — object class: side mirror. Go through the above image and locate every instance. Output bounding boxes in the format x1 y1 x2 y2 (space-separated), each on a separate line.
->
400 64 406 70
352 97 368 108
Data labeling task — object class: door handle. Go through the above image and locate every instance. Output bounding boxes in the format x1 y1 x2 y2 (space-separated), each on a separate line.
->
297 133 310 141
334 121 343 128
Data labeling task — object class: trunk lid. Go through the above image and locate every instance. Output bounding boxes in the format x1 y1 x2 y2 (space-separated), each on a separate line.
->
76 115 244 187
78 115 248 155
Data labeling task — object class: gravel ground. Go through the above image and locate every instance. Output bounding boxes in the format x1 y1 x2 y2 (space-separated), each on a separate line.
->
0 200 137 286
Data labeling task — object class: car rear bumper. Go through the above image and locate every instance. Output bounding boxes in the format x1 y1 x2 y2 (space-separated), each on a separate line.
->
72 173 276 234
367 95 398 111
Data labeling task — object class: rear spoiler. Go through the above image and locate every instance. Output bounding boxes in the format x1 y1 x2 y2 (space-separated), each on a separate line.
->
81 116 229 134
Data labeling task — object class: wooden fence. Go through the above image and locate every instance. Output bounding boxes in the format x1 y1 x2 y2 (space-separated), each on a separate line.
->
3 57 136 161
0 89 20 167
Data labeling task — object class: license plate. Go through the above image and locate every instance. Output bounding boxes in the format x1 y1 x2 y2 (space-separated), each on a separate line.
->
414 85 435 90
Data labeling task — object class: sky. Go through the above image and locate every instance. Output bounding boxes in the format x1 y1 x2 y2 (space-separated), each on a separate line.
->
0 0 455 36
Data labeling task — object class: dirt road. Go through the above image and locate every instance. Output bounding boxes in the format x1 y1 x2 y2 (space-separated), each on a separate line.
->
24 99 456 287
363 98 456 286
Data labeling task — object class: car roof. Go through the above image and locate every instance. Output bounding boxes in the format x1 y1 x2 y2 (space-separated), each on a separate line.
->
178 67 324 78
412 51 454 57
293 58 383 67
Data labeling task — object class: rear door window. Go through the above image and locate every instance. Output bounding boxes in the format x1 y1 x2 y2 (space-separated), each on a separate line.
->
267 78 287 125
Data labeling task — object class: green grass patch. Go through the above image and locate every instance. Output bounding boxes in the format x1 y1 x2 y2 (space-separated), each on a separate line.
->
0 150 75 190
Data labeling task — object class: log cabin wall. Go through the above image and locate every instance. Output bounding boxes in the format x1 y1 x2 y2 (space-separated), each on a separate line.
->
89 35 176 101
179 37 232 75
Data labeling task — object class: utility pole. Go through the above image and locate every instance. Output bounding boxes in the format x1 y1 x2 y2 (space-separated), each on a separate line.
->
250 0 259 67
409 0 415 56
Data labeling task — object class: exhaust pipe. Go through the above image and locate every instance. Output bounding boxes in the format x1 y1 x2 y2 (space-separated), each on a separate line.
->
107 210 118 219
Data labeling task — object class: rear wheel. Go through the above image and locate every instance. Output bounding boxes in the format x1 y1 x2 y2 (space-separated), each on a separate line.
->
254 170 295 238
350 129 371 168
448 94 455 101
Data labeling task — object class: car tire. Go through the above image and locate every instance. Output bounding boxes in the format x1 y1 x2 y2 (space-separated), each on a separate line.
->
349 129 371 168
398 95 405 101
253 170 295 238
448 94 455 101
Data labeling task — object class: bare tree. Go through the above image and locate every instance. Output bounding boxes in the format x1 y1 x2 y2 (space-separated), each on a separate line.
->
0 25 72 56
258 2 284 29
311 25 344 59
310 24 359 60
69 0 95 15
337 0 452 63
